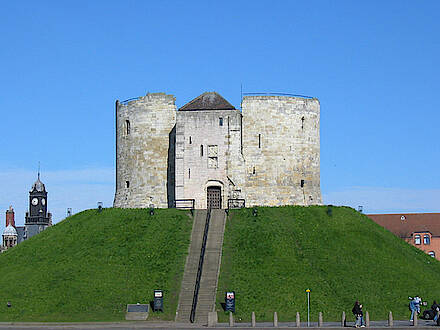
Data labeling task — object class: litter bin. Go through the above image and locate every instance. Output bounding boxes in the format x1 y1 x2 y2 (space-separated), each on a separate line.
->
153 290 163 312
225 291 235 313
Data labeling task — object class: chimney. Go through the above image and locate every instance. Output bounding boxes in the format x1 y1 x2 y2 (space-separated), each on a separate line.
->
6 205 15 228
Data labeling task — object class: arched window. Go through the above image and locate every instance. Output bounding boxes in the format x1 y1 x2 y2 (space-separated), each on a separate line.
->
301 116 305 130
200 145 203 157
414 235 421 245
125 120 130 135
428 251 435 258
423 234 430 245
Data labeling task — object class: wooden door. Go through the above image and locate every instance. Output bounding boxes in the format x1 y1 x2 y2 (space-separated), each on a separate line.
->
207 187 221 209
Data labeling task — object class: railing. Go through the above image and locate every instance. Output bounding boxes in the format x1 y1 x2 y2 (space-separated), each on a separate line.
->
228 199 246 209
119 97 141 105
242 92 314 99
174 199 195 210
190 207 211 323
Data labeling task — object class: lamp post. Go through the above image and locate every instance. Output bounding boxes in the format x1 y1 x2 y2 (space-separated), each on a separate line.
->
306 289 311 327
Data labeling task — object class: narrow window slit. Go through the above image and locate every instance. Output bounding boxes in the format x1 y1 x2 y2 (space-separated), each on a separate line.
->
125 120 130 135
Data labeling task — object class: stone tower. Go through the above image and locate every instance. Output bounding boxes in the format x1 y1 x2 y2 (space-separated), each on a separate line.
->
114 93 177 208
114 91 322 209
240 95 322 206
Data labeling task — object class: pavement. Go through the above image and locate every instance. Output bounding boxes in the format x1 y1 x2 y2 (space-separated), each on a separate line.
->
0 319 437 330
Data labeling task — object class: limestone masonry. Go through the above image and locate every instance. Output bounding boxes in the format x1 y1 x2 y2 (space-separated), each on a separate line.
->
114 92 322 209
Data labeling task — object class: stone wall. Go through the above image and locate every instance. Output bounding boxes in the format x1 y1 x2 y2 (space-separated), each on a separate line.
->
175 109 242 209
114 92 322 209
240 95 322 206
114 93 176 208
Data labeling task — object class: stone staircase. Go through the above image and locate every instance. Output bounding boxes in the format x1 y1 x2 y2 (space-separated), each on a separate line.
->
175 209 226 324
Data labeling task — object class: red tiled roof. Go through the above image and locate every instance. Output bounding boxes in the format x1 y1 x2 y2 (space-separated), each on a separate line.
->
367 213 440 238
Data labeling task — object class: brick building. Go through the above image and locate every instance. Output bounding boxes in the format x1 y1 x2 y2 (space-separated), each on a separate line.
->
367 213 440 260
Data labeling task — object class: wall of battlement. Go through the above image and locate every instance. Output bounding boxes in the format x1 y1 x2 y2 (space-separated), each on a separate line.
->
114 93 177 208
240 95 322 206
175 109 242 209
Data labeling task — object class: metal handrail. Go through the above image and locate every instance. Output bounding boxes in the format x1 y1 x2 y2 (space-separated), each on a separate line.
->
119 97 141 105
190 207 211 323
228 198 246 209
242 92 314 99
175 199 195 210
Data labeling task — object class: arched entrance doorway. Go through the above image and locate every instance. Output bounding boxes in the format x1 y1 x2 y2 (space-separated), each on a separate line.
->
207 186 221 209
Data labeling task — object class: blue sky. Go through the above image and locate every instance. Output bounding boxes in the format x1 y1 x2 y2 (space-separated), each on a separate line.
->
1 0 439 229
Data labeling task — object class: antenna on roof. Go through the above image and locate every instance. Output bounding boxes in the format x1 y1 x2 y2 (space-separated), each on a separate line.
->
38 161 41 180
240 84 243 110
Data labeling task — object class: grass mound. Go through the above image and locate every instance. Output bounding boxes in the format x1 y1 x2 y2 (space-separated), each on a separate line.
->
216 206 440 322
0 208 192 321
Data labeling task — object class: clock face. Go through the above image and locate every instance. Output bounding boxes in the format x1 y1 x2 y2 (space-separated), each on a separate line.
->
41 198 46 206
32 198 38 206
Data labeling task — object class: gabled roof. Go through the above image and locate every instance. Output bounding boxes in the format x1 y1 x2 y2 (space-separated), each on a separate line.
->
367 213 440 237
179 92 236 111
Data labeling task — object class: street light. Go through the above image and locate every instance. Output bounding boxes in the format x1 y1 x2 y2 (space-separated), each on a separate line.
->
305 289 311 327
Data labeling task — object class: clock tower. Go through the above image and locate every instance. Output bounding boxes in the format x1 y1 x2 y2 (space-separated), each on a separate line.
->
24 172 51 239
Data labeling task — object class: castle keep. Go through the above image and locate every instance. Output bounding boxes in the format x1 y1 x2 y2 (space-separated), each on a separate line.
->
114 92 322 209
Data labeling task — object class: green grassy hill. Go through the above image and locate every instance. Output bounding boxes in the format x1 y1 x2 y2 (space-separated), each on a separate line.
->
216 206 440 322
0 208 192 322
1 206 439 322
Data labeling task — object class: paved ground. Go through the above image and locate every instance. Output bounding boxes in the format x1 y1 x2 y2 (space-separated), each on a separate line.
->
0 319 437 330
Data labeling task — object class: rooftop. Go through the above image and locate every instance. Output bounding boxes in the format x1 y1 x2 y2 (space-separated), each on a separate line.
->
179 92 236 111
367 213 440 237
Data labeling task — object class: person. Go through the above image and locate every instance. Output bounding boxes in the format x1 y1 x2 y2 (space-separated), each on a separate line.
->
409 296 421 322
432 301 440 322
352 301 365 328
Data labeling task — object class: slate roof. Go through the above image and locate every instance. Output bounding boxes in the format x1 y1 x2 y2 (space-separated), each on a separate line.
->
367 213 440 238
179 92 236 111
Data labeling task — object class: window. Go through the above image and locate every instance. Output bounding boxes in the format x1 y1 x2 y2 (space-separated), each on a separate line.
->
301 179 305 188
125 181 130 188
258 134 261 148
423 235 430 245
200 145 203 157
301 116 305 130
414 235 421 245
207 145 218 169
428 251 435 258
188 168 191 179
252 166 256 174
219 117 223 126
125 120 130 135
189 136 192 144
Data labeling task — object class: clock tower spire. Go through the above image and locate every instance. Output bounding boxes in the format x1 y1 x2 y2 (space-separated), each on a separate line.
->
24 171 51 238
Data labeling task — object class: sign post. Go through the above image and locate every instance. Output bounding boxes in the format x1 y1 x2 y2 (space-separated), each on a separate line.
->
306 289 311 327
153 290 163 312
225 291 235 313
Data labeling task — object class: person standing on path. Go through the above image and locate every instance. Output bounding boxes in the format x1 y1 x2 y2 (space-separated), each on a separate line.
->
352 301 365 328
409 296 421 321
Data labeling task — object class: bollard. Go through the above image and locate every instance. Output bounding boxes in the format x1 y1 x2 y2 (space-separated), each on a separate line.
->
413 313 418 326
229 311 234 327
388 311 393 327
318 312 323 327
296 312 301 327
208 311 217 327
365 311 370 327
251 311 256 327
341 311 346 328
274 311 278 327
